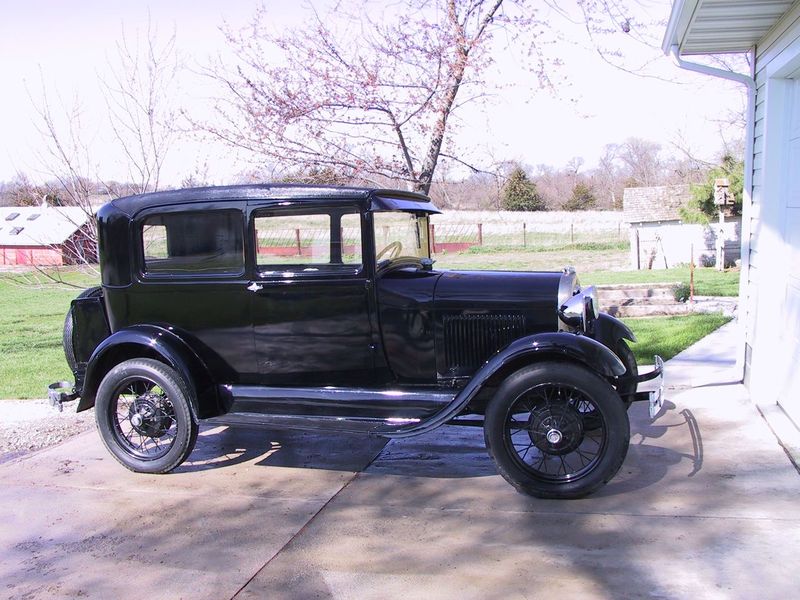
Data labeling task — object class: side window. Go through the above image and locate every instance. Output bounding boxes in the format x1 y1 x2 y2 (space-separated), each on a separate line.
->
141 210 244 275
254 209 362 275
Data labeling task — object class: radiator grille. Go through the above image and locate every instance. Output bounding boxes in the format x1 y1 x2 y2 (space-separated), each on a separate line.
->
442 314 526 372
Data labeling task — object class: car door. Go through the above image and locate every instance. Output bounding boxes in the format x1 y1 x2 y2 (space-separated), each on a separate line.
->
125 201 257 382
247 203 381 386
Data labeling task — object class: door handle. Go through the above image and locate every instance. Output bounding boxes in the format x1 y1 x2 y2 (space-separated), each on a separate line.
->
247 282 263 292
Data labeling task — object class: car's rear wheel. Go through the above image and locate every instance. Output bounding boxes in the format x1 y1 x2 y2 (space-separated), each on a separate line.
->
484 362 630 499
95 358 198 473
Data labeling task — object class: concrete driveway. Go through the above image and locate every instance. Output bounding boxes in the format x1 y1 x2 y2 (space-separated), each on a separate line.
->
2 323 799 599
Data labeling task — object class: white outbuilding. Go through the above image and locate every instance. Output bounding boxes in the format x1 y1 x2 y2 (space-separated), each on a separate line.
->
663 0 800 426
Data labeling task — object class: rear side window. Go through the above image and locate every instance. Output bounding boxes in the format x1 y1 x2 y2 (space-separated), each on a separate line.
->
142 210 244 275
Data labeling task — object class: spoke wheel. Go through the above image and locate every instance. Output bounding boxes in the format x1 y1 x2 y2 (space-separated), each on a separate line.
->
485 362 629 499
113 381 178 460
506 383 605 482
96 359 198 473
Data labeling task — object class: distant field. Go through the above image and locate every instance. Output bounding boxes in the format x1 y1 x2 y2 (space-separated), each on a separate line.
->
434 244 631 272
435 246 740 297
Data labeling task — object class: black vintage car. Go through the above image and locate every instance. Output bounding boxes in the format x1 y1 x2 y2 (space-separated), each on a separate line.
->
52 185 663 498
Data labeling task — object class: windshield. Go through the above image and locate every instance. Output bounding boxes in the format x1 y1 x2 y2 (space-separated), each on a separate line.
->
372 211 430 264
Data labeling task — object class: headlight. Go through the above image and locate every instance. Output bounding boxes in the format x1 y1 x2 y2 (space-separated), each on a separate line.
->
559 285 599 333
558 266 579 308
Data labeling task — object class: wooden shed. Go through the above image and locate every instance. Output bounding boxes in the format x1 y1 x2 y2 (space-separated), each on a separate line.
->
623 184 741 270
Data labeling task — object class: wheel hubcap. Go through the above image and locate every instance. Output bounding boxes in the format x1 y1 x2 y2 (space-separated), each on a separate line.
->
546 429 563 444
128 397 172 438
529 403 584 455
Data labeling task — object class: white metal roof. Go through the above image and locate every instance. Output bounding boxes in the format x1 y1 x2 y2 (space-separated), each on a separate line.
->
663 0 797 55
0 205 91 247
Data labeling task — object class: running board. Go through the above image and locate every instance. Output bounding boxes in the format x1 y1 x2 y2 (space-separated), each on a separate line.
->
203 412 420 435
205 384 458 435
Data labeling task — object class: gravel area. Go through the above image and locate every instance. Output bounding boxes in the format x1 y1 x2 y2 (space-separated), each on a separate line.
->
0 400 95 464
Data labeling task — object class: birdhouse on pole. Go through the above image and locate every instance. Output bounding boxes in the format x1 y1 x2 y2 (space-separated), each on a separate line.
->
714 178 731 206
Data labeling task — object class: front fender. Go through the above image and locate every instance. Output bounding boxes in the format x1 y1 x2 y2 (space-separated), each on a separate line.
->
77 325 214 417
593 313 636 346
383 332 625 438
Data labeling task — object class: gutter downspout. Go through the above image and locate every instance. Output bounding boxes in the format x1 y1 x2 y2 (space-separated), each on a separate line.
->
668 45 755 385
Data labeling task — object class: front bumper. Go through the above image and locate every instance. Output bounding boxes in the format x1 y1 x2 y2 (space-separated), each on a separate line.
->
48 381 78 413
622 355 665 419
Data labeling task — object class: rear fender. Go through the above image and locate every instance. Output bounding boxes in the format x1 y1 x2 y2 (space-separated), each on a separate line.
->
384 332 625 438
77 325 216 418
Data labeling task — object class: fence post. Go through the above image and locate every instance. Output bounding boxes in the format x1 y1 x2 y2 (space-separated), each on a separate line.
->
523 222 527 248
295 228 302 255
477 223 483 246
690 243 695 304
429 223 436 254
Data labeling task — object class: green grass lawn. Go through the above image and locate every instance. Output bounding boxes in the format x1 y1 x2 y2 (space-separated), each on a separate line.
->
586 267 740 297
624 313 733 365
0 271 98 399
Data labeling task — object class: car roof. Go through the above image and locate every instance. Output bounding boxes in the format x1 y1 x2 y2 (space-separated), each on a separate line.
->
109 184 440 216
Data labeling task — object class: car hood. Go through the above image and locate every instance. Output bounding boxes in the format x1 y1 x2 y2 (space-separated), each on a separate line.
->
433 269 562 316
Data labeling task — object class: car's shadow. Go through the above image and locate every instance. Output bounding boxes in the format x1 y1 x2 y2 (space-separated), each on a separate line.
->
176 424 389 473
177 400 701 498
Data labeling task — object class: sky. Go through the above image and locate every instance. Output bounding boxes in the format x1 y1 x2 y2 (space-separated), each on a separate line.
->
0 0 748 187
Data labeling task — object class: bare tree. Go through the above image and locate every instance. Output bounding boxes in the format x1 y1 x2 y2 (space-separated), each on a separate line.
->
199 0 577 194
610 137 666 187
11 21 181 287
101 19 180 194
29 82 99 252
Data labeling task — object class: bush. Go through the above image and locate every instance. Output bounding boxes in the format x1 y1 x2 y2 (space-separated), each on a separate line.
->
673 282 691 303
562 182 597 211
501 167 545 211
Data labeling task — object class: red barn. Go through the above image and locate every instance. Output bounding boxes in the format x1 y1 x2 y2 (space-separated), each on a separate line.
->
0 205 96 266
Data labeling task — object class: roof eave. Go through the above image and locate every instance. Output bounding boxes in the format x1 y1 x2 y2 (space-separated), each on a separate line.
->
662 0 700 55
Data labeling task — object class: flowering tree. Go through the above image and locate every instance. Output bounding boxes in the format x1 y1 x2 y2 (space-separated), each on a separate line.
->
203 0 554 193
203 0 658 194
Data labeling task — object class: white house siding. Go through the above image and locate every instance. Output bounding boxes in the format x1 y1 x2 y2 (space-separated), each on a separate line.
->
748 6 800 424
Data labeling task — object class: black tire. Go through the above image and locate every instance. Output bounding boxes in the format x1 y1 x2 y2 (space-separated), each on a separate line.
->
63 286 103 372
614 339 638 407
484 362 630 499
95 358 198 473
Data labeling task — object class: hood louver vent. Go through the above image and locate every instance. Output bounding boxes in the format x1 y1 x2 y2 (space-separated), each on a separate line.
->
442 314 526 373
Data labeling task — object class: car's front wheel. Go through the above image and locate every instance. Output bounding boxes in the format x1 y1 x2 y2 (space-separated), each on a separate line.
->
95 358 198 473
484 362 629 499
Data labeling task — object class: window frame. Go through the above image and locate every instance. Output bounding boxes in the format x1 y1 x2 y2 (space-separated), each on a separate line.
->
134 204 247 281
250 205 366 280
